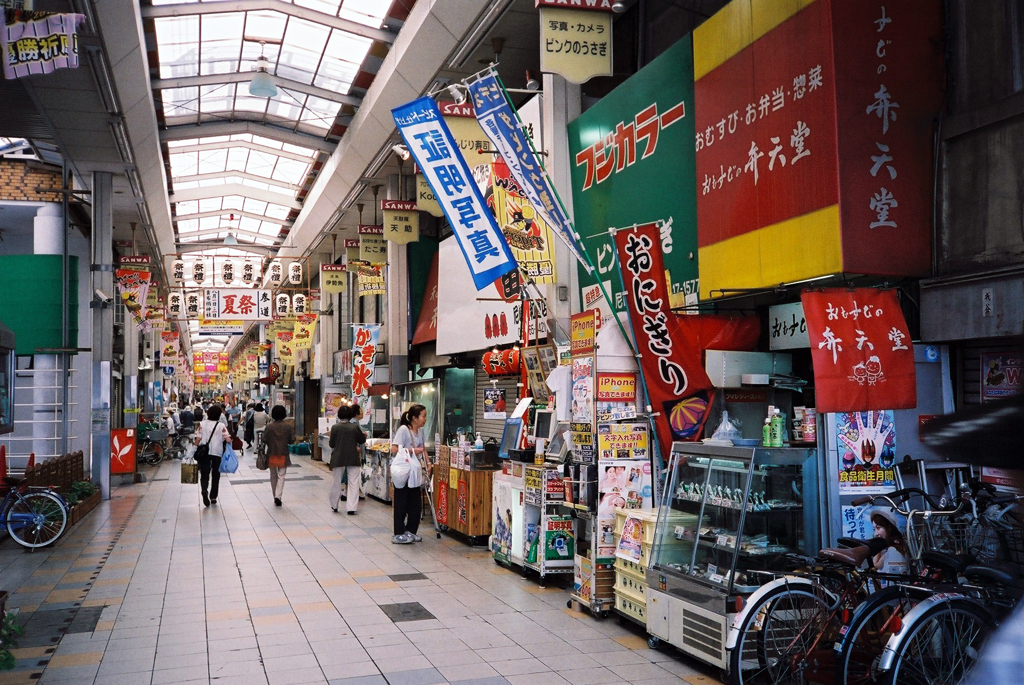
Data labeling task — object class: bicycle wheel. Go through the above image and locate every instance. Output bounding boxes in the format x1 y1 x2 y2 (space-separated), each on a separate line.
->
837 587 921 685
6 491 68 548
730 584 835 685
884 599 990 685
139 441 162 465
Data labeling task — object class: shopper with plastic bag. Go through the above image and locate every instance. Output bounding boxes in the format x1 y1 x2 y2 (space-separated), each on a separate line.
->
390 404 427 544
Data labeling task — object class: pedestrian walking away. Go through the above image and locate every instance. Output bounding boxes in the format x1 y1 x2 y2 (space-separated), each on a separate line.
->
262 404 295 506
329 404 366 514
391 403 427 544
194 405 230 507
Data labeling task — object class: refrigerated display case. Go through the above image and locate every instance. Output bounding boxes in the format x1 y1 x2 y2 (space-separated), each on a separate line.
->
645 442 820 668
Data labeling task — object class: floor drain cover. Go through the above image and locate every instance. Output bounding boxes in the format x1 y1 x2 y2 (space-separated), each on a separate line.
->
389 573 428 582
378 602 435 623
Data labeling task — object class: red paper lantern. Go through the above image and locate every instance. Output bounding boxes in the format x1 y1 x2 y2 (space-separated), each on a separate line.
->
503 348 520 371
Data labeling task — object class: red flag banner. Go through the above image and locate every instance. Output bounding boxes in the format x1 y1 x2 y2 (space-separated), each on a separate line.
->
614 224 713 453
801 289 916 413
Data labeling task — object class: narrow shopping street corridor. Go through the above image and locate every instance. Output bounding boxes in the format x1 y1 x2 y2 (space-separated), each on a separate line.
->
0 451 710 685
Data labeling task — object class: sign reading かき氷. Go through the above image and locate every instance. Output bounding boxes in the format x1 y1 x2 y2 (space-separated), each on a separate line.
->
392 97 516 291
568 35 698 312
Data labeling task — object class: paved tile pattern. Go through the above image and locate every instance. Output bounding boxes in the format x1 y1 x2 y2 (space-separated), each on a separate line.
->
0 449 722 684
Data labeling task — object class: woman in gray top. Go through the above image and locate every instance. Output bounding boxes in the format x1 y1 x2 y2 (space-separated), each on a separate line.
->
390 404 427 544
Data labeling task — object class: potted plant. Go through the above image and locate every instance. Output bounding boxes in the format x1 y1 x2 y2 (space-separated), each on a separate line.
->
0 592 22 671
66 481 100 525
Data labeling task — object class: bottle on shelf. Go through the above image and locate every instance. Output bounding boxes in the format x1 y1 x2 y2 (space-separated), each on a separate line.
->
762 418 772 447
770 410 785 448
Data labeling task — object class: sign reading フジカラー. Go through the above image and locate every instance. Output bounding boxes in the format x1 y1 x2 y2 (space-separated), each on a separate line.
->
393 96 516 291
801 288 916 413
382 200 419 245
568 36 698 312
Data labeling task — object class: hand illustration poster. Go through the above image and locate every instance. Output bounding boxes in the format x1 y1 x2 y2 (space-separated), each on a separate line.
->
835 410 898 494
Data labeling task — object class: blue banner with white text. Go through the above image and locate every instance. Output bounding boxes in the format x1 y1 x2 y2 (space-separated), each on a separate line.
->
392 96 517 291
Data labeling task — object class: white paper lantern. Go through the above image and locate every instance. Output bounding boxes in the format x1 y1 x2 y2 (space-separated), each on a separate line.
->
185 293 201 317
167 292 183 317
192 259 206 285
171 259 185 283
240 259 256 285
288 261 303 285
267 260 284 286
222 259 235 285
275 293 290 316
292 293 307 315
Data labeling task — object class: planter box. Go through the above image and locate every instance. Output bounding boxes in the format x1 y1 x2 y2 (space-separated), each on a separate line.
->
68 490 100 526
0 590 7 619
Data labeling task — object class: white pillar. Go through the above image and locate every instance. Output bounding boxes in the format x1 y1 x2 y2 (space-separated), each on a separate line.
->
542 74 582 328
33 204 64 459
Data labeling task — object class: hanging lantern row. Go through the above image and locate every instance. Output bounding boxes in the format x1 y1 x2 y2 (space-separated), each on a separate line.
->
167 289 307 318
170 258 305 287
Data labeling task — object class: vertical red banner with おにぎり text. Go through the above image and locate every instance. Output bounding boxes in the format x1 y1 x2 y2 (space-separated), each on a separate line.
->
801 289 916 413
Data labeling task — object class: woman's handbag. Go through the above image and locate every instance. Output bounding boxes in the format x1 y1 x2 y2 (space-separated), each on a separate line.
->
268 454 287 469
231 435 243 451
194 424 216 461
180 457 198 484
255 449 269 471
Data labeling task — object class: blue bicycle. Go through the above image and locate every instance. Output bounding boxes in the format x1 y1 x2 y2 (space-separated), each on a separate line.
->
0 478 68 549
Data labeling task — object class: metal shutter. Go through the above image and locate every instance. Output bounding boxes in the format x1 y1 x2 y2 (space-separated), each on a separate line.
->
473 355 520 442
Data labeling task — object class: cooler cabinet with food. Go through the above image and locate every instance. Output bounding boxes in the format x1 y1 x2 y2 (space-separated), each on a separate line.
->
645 443 820 668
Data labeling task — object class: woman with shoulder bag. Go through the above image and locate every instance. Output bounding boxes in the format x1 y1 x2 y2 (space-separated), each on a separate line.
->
194 405 231 507
262 404 295 506
390 404 427 544
329 404 366 514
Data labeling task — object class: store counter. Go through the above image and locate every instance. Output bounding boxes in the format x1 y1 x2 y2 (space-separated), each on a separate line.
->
435 445 500 543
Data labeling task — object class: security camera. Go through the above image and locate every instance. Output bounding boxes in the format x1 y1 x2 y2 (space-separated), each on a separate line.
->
94 288 113 303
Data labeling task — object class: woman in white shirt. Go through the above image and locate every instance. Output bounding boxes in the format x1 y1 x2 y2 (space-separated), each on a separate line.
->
194 405 231 507
390 404 427 544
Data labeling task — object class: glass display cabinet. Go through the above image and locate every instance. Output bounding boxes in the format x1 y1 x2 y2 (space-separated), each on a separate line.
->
645 442 820 669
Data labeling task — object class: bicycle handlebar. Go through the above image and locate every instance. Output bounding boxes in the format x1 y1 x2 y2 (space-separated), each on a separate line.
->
850 487 961 516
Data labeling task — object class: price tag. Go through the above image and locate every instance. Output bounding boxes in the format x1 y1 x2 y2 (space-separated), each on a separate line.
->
709 573 725 584
707 563 717 576
716 534 734 548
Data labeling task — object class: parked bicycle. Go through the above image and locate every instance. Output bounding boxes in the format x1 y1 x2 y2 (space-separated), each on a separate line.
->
0 478 68 549
727 488 968 685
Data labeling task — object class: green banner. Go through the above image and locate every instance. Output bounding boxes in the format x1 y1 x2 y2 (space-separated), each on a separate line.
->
567 35 698 314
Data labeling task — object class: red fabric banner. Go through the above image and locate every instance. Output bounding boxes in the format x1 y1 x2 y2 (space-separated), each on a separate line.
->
801 289 916 413
411 253 438 345
614 223 760 455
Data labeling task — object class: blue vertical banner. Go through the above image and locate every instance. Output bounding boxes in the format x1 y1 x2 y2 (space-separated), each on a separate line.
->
466 70 590 272
392 97 517 291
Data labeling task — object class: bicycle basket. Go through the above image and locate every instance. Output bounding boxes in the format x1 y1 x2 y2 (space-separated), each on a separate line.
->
997 526 1024 565
906 515 972 559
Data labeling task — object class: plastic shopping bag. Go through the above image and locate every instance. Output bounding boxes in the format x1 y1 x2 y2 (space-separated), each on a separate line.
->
407 451 423 488
390 447 412 489
219 444 239 474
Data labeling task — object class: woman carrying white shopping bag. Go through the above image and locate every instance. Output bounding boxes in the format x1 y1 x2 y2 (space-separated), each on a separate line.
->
390 404 426 544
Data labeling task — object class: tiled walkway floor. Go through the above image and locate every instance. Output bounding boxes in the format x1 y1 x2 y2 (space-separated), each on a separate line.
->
0 449 716 685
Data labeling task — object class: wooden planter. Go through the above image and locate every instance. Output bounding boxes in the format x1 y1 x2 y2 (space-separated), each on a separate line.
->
0 590 7 619
68 491 101 526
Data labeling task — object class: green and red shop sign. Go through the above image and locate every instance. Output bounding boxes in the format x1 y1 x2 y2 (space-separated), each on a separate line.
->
694 0 943 299
567 35 699 316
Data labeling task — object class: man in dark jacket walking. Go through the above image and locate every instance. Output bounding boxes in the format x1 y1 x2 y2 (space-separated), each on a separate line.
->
328 405 366 514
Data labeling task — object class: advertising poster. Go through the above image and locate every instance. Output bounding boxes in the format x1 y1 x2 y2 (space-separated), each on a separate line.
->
357 265 386 298
596 373 636 402
323 393 345 419
110 428 136 475
524 466 543 506
981 352 1022 402
483 387 507 420
597 457 652 557
292 313 317 351
568 35 699 312
615 515 644 563
351 324 380 396
597 422 649 461
115 268 152 331
493 478 513 564
836 410 898 494
570 310 596 356
571 356 594 424
489 159 557 284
